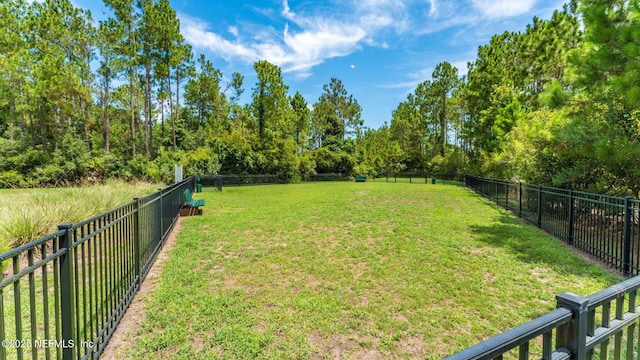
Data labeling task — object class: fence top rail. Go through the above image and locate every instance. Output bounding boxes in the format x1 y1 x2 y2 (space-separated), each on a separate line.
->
139 189 162 203
0 250 65 289
470 175 640 205
521 182 572 193
217 174 282 178
572 190 628 203
73 200 136 229
73 207 135 246
539 187 572 196
467 175 512 185
0 228 66 262
445 307 573 360
586 276 640 310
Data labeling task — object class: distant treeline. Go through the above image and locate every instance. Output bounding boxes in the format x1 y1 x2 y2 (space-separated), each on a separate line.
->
1 1 639 196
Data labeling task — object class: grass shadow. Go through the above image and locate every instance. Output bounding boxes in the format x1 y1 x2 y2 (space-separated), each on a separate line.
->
469 208 621 282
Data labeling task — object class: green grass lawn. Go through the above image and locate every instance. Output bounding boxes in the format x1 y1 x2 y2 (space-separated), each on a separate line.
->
118 182 621 359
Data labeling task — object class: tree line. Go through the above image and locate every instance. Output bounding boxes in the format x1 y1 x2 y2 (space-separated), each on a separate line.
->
1 0 639 197
365 0 640 196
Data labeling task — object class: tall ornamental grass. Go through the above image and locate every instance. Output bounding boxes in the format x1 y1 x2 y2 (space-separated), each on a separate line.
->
0 180 160 253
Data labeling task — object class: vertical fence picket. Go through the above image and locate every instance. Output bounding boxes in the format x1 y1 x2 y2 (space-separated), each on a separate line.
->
569 190 575 245
0 288 5 360
505 182 508 209
537 185 542 228
133 198 141 288
12 255 22 360
158 189 164 241
624 197 632 276
27 249 37 360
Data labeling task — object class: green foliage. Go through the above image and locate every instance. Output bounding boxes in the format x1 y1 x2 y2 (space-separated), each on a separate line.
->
183 147 221 177
0 170 22 188
213 131 263 174
126 154 157 181
262 138 299 176
1 0 639 196
87 152 127 180
308 147 356 175
311 78 363 147
298 153 317 176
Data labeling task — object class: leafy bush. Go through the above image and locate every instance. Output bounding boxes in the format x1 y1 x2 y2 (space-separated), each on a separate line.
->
298 154 317 175
0 170 22 188
214 132 265 174
308 147 356 175
86 152 127 181
262 138 299 176
184 147 221 177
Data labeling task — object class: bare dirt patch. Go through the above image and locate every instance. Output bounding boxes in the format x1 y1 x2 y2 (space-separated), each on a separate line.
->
398 334 427 357
308 331 386 359
100 217 184 359
393 313 409 323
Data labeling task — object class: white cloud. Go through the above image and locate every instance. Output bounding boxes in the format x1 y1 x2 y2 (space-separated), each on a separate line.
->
470 0 537 18
282 0 295 20
286 29 365 72
180 16 260 63
180 1 395 76
179 0 542 77
427 0 437 16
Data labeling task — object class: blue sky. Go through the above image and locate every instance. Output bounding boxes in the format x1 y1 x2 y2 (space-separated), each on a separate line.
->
76 0 567 130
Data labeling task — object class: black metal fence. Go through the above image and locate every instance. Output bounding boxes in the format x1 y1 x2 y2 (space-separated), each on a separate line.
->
466 175 640 276
446 275 640 360
377 172 465 184
0 177 196 360
199 173 353 188
198 173 464 188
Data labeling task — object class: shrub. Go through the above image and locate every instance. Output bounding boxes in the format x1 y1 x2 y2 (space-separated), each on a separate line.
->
308 147 356 175
184 147 221 177
0 170 23 188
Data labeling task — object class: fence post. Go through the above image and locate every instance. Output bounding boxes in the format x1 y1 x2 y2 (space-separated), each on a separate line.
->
58 222 76 360
505 183 509 208
158 188 164 240
216 175 223 191
623 196 632 276
518 182 522 217
568 190 575 245
556 292 589 360
133 197 141 286
537 185 543 228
